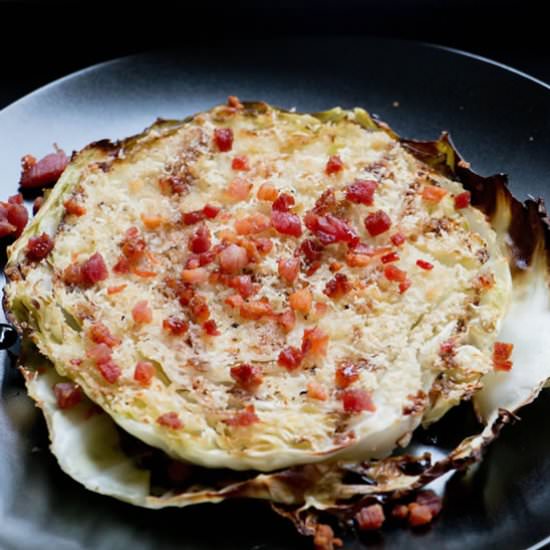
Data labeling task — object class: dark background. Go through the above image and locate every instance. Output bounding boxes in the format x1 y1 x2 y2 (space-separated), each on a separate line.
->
0 0 549 110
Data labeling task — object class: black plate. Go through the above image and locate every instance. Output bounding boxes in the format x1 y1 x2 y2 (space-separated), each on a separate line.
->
1 38 550 550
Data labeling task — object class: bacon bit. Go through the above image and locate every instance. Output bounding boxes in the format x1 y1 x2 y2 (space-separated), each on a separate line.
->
80 253 109 284
158 175 187 195
454 191 471 209
391 232 406 246
325 155 344 175
323 273 351 299
163 316 189 335
33 196 44 215
182 267 209 284
364 210 392 237
217 232 237 246
131 267 157 278
225 293 245 309
226 177 252 201
278 257 300 283
26 233 54 261
190 295 210 323
289 288 313 314
0 198 28 237
107 284 127 295
384 264 407 282
355 504 385 531
440 340 455 355
305 213 358 246
88 322 120 348
307 381 328 401
64 199 86 216
494 341 513 361
208 270 220 284
238 238 261 264
399 279 412 294
306 261 322 276
254 237 273 255
312 189 337 215
134 361 155 386
346 179 378 205
62 263 83 285
416 259 434 270
157 412 183 429
272 192 295 212
345 252 371 267
341 389 376 413
278 346 304 370
271 210 302 237
391 504 410 521
493 341 513 371
202 319 220 336
0 199 29 237
239 300 273 320
121 232 145 269
213 127 233 152
182 204 220 226
132 300 152 324
335 362 359 388
227 95 243 109
21 154 37 172
140 213 163 230
301 326 329 357
416 490 443 518
231 155 249 171
235 213 270 235
380 252 399 264
228 275 256 298
97 360 121 384
421 184 448 203
299 239 323 262
188 224 211 254
86 343 112 364
203 203 220 219
313 524 343 550
20 149 68 189
113 255 130 274
257 183 278 201
167 278 194 306
197 251 216 267
53 382 83 410
219 244 248 273
276 308 296 332
224 404 260 427
8 193 23 205
182 210 206 226
408 503 433 527
230 364 263 390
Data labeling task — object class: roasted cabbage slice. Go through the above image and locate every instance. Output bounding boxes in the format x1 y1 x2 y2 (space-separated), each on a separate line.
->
5 103 511 472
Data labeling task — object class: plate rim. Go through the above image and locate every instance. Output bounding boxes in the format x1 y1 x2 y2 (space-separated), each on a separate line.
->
1 38 549 119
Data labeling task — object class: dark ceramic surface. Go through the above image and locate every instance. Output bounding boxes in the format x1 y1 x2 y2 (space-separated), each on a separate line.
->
1 38 549 550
